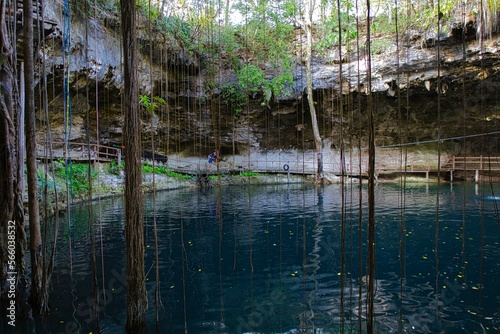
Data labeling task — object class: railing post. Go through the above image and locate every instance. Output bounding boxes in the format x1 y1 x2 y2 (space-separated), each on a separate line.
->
117 148 121 165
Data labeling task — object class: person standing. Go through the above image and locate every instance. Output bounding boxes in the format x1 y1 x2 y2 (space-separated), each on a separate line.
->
208 152 214 170
212 149 219 163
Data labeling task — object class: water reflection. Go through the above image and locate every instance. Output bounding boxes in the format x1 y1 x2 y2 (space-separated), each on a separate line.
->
23 184 500 333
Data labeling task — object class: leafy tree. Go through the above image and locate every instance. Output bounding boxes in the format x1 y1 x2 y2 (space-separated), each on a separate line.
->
286 0 324 180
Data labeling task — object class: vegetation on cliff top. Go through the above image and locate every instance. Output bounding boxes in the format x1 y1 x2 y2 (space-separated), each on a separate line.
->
73 0 498 106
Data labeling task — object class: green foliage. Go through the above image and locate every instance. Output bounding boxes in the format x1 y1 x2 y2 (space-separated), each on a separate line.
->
56 163 97 196
36 168 58 193
314 0 358 54
269 56 294 97
221 61 293 113
136 0 161 21
237 64 268 95
370 37 394 54
220 83 247 114
142 162 192 180
139 95 167 116
156 16 194 51
72 0 119 19
108 161 124 175
215 26 242 68
239 171 261 177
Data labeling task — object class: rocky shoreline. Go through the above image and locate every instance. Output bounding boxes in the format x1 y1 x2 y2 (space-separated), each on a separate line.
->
30 151 445 218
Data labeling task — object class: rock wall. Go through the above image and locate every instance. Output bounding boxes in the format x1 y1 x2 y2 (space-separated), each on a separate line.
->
36 1 500 157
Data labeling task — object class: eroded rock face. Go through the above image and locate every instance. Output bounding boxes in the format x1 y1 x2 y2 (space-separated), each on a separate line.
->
37 1 500 157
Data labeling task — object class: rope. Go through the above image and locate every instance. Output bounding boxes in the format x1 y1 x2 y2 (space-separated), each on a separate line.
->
83 0 99 323
392 0 409 330
365 0 376 330
353 0 364 331
477 0 487 329
343 2 357 329
336 0 347 332
62 0 74 231
92 0 107 313
373 131 500 148
60 4 77 325
433 0 444 327
147 0 161 324
61 2 77 313
459 0 469 308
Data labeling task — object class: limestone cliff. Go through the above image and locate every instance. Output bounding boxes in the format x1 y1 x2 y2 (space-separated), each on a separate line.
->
36 1 500 157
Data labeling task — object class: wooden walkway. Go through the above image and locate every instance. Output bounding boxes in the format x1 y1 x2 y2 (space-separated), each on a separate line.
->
35 144 500 183
181 156 500 182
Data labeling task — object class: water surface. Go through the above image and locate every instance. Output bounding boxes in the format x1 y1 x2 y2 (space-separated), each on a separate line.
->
17 183 500 333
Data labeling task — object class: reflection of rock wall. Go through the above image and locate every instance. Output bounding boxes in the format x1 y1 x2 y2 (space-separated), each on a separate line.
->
38 1 500 156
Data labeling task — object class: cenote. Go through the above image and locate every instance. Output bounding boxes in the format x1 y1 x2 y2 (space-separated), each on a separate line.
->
11 182 498 334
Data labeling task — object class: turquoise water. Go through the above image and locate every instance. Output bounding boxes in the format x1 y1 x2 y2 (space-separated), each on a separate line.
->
11 183 500 333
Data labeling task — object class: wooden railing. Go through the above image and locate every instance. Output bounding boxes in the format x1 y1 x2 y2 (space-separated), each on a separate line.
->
442 156 500 171
38 141 121 163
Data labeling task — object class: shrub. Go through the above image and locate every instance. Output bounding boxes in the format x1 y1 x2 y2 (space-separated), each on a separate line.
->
56 163 97 196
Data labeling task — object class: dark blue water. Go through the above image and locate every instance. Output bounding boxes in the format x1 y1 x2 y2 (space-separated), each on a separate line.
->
17 183 500 333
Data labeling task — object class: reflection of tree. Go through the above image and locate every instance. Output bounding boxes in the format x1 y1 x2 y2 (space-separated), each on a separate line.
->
304 188 324 331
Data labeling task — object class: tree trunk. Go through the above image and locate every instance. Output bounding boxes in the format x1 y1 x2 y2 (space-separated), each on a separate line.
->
225 0 230 26
120 0 148 331
303 0 323 181
0 26 16 287
23 0 48 315
0 0 27 302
